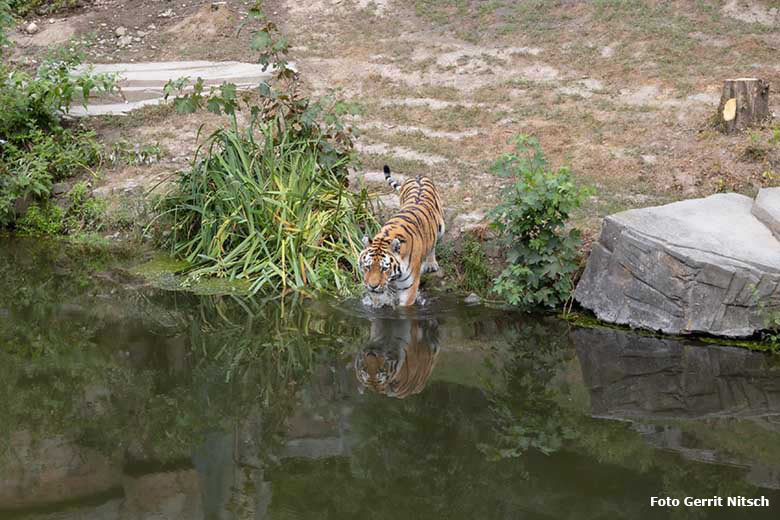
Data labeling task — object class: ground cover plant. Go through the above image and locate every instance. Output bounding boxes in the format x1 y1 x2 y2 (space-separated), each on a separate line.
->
0 0 115 232
159 10 376 295
7 0 82 17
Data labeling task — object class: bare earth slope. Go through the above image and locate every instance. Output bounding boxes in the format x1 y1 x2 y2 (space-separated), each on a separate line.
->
7 0 780 240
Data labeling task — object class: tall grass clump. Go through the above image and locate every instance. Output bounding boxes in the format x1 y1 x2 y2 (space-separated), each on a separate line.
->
164 120 374 295
159 9 375 295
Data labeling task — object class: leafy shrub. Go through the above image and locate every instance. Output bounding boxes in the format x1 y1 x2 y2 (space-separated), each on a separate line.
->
8 0 82 17
163 12 358 172
159 9 375 295
489 135 588 308
17 202 64 235
0 3 115 229
0 1 10 50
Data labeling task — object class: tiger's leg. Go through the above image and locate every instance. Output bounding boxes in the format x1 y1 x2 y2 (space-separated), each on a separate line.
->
398 266 422 306
422 249 440 273
425 221 445 273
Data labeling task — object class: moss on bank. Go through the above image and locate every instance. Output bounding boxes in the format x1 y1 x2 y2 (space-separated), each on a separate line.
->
562 309 780 353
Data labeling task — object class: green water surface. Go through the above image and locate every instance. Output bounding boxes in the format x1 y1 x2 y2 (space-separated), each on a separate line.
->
1 238 779 519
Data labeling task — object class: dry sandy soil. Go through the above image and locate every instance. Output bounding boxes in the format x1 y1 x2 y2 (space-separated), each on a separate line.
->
7 0 780 240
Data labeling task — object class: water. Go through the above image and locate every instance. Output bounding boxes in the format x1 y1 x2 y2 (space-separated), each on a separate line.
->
1 238 780 519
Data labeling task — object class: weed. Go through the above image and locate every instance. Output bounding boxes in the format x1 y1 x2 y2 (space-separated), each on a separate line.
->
761 312 780 354
160 120 376 296
769 126 780 147
7 0 80 16
64 181 106 233
17 203 64 236
462 237 492 294
761 170 777 186
106 141 163 166
0 4 116 230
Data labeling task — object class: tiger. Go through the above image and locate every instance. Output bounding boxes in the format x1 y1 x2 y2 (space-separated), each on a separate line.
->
354 318 439 399
358 165 445 307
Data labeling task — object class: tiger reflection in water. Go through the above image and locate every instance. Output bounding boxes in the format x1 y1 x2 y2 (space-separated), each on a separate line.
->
354 318 439 399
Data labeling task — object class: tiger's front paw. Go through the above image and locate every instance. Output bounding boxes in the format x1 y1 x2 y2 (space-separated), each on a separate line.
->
422 261 440 274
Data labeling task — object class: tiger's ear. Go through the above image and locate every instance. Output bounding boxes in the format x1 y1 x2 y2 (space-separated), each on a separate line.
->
391 238 401 253
362 235 370 248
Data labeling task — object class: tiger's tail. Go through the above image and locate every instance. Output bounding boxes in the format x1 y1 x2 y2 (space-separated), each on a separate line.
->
384 165 400 192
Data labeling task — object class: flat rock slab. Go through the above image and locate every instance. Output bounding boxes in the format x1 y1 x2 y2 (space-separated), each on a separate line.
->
575 193 780 337
752 187 780 241
69 61 286 116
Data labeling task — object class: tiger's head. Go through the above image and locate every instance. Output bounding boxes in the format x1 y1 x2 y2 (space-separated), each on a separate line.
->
354 318 439 399
354 346 403 396
358 236 402 295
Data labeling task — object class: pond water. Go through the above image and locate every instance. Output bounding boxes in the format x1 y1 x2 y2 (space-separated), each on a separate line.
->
1 239 780 519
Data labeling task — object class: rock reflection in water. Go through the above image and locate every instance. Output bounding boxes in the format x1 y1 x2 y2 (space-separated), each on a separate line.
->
354 318 439 398
573 327 780 419
572 326 780 490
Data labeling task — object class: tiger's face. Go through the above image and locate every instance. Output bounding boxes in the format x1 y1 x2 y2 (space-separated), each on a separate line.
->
358 236 402 294
354 318 439 399
355 349 397 394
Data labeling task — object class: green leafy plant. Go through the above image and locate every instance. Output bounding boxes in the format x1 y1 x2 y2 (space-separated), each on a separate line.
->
769 125 780 147
0 9 116 229
105 140 162 166
17 202 64 235
163 8 359 173
159 120 375 296
7 0 80 17
489 135 588 308
462 237 492 294
159 6 374 296
64 181 106 233
761 319 780 354
0 1 11 52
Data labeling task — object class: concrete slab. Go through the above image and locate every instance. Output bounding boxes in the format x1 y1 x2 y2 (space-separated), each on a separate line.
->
69 61 291 116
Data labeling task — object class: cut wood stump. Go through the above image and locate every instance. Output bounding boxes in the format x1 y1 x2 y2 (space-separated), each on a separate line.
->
717 78 770 134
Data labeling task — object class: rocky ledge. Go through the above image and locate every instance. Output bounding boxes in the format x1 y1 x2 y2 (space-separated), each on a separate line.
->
575 188 780 337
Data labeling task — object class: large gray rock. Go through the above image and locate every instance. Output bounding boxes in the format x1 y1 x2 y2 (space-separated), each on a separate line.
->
575 192 780 337
752 187 780 241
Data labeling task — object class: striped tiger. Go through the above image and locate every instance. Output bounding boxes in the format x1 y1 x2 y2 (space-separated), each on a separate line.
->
358 165 445 307
354 318 439 399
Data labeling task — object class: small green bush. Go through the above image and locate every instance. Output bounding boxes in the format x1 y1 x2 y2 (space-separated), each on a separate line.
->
8 0 81 17
64 181 106 233
489 135 588 308
0 2 115 229
17 202 64 235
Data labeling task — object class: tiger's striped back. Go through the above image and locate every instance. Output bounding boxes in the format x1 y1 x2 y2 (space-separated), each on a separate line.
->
358 165 445 307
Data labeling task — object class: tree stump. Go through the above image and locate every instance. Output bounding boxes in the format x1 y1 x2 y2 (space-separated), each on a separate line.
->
717 78 770 134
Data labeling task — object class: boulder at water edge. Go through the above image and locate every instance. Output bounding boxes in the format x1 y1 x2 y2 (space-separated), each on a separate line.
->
575 190 780 337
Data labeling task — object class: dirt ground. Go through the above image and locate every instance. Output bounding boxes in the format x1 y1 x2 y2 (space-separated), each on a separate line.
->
7 0 780 241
